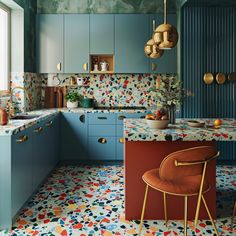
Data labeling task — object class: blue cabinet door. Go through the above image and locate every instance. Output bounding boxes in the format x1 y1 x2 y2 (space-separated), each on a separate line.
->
37 14 64 73
90 14 114 54
11 129 33 217
32 121 46 191
150 14 177 74
64 14 90 73
88 137 116 160
60 112 88 161
115 14 150 73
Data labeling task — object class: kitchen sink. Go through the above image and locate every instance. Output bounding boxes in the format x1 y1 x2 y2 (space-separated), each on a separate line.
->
10 115 41 120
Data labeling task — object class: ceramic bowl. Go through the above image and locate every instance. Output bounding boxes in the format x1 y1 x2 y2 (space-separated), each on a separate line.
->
146 119 169 129
187 120 205 128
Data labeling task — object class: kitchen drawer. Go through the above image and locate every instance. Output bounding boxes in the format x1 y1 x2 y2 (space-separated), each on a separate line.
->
116 112 147 125
88 125 116 137
88 137 116 160
116 137 124 160
88 113 116 125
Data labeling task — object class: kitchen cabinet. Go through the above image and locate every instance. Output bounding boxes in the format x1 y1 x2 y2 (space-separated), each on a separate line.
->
37 14 64 73
149 14 177 74
115 14 150 73
60 112 88 161
90 14 114 54
64 14 90 73
32 115 59 191
11 128 33 217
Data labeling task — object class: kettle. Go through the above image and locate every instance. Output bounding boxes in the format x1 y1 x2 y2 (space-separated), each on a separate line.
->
100 60 109 72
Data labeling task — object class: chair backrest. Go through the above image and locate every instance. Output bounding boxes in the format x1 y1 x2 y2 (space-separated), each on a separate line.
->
159 146 218 181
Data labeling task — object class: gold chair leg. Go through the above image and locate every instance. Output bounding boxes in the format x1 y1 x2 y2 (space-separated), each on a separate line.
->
163 192 168 226
231 201 236 228
202 195 219 236
139 185 149 236
184 196 188 236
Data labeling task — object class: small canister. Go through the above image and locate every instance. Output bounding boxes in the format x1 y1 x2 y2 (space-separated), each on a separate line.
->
0 108 9 125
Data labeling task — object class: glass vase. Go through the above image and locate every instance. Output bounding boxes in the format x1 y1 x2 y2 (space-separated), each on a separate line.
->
168 104 176 124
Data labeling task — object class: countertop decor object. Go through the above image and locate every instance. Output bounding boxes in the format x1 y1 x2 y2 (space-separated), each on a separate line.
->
228 72 236 82
81 98 94 108
65 92 79 109
153 0 178 49
146 119 169 129
0 108 8 125
187 120 205 127
204 73 214 85
216 73 226 84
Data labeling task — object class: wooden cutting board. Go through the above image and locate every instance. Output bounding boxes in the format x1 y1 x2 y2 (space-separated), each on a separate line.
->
45 87 66 108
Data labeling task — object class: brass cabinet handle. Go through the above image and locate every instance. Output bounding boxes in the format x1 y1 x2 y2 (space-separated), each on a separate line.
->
151 63 157 71
57 63 61 71
79 114 85 123
119 137 124 143
97 117 107 120
83 63 88 71
16 135 28 143
34 127 43 133
46 120 53 127
98 138 107 144
118 115 126 120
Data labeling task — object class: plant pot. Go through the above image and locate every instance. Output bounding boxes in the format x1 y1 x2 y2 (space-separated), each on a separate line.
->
66 101 78 109
81 98 94 108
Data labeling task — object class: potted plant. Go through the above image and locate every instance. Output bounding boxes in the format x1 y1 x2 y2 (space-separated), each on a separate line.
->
65 92 79 108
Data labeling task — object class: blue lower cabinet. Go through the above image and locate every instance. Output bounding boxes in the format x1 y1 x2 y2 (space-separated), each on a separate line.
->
116 112 147 125
88 137 116 160
11 129 33 217
116 137 124 160
88 113 116 125
88 125 116 136
60 112 88 161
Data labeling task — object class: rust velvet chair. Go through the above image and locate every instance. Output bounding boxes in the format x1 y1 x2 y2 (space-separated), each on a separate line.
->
139 146 220 236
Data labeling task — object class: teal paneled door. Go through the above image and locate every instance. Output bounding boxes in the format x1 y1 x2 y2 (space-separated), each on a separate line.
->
150 14 177 74
37 14 64 73
115 14 150 73
64 14 90 73
90 14 114 54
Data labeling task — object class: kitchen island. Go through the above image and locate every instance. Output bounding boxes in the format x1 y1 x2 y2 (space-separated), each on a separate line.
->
124 118 236 220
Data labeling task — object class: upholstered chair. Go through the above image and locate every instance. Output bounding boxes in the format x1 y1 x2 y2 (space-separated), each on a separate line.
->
139 146 220 236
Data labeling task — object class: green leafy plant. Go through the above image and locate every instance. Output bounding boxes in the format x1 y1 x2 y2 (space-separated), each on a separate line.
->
65 92 79 102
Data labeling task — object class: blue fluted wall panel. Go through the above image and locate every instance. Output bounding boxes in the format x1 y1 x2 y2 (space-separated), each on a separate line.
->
181 6 236 160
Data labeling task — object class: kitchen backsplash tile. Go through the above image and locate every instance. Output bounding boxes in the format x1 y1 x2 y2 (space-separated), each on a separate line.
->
42 74 176 108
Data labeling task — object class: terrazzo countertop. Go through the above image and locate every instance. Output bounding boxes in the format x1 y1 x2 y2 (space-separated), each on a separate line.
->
0 108 150 136
124 118 236 141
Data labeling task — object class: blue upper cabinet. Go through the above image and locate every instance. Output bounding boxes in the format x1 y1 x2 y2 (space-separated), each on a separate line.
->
64 14 90 73
37 14 64 73
90 14 114 54
150 14 177 74
115 14 150 73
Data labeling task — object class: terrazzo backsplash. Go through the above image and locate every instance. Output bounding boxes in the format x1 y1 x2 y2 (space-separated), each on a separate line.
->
42 74 176 108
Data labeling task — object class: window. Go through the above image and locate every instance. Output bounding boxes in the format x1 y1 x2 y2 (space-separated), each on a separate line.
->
0 3 10 93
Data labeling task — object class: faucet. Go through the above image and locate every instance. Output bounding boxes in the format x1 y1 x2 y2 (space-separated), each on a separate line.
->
7 86 31 117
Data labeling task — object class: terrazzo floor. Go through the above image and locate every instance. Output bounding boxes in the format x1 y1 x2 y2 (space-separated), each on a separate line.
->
0 164 235 236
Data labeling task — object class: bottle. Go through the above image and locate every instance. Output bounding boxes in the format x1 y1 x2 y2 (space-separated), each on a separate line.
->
0 107 9 125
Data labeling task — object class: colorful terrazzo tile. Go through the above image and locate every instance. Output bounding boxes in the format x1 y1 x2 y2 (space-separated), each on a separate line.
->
0 164 235 236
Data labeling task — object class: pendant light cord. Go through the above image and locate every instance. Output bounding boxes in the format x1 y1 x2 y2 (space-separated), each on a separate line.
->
164 0 167 24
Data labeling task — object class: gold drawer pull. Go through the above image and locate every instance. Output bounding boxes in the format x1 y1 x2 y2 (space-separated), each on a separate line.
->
57 63 61 71
16 135 28 143
98 138 107 144
46 120 53 127
118 115 126 120
34 127 43 133
119 138 124 143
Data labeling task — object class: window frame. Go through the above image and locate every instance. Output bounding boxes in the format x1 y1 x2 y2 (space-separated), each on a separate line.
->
0 2 11 96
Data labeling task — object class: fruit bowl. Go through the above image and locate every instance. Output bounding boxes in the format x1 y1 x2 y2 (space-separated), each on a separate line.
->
146 119 169 129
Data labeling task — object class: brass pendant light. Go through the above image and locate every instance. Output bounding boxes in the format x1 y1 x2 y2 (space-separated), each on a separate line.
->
144 20 164 58
153 0 178 49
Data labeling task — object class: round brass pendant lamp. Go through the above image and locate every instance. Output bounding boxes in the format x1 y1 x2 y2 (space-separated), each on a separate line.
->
144 20 164 58
153 0 178 49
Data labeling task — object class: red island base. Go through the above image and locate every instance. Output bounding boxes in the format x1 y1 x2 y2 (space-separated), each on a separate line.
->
124 141 216 220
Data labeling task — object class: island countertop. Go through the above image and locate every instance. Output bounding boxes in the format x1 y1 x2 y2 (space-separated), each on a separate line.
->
124 118 236 141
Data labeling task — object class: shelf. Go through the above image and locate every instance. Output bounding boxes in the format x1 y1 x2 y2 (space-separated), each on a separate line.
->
90 70 114 74
90 54 114 74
